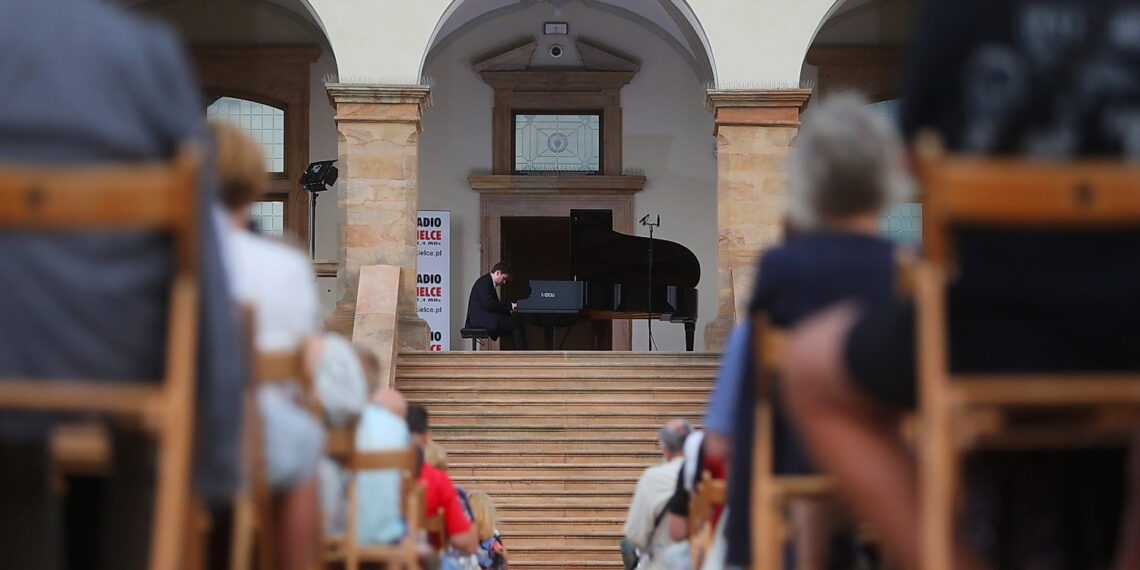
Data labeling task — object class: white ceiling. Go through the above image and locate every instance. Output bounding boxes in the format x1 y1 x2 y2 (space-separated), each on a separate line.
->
428 0 710 70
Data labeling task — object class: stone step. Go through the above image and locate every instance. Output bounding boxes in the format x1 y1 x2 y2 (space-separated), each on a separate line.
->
435 448 661 464
487 492 634 507
500 516 625 532
400 386 712 401
500 530 623 549
393 351 714 568
479 488 633 498
508 545 626 563
497 502 630 518
430 411 702 426
397 369 716 379
397 351 720 364
428 436 664 453
402 398 706 411
449 463 652 478
430 424 699 439
503 558 620 567
451 475 638 492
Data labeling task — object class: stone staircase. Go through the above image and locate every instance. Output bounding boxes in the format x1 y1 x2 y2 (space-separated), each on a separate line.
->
396 351 719 570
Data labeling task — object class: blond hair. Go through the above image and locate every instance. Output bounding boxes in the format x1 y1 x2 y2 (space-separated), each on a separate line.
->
467 490 500 542
424 441 448 470
209 121 268 211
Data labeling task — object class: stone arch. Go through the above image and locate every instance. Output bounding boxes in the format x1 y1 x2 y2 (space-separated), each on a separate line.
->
418 0 717 85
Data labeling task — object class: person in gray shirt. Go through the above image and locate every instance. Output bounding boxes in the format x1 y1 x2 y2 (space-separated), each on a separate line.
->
0 1 245 568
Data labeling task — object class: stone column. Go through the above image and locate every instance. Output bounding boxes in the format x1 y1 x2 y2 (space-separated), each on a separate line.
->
325 84 432 350
703 89 812 351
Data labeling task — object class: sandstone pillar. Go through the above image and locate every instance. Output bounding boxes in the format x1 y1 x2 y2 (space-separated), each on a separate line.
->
325 84 431 350
704 89 812 351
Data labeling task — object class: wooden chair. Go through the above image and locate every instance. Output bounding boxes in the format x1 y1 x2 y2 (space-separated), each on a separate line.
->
230 347 318 570
0 147 199 570
423 506 449 553
912 137 1140 570
687 473 726 570
323 441 423 570
749 316 836 570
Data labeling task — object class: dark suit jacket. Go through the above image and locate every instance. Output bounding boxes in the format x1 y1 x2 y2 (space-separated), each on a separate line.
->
0 0 245 503
465 273 513 339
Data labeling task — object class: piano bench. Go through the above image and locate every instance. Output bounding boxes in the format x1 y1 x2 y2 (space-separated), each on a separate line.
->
460 328 491 351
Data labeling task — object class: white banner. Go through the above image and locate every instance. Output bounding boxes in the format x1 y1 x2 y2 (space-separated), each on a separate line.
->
416 211 451 351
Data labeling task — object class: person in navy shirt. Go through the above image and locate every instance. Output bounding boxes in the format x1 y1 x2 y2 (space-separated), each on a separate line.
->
704 93 912 569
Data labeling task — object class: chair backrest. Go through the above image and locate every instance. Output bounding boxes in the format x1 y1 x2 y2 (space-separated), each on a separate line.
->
423 505 449 551
0 148 201 570
338 444 424 565
0 147 198 269
916 134 1140 265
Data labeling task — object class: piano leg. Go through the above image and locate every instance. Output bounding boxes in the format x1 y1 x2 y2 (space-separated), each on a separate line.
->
684 321 695 352
542 318 555 350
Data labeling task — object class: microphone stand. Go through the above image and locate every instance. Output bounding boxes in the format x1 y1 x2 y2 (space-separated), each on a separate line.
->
641 215 660 351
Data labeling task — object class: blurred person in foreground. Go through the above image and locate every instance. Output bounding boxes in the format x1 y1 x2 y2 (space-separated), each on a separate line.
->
315 338 381 536
0 1 244 568
213 122 324 570
705 93 910 570
622 419 692 570
783 1 1140 569
355 388 412 545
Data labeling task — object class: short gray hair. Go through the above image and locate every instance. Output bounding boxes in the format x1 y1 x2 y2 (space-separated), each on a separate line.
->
659 419 693 454
786 92 913 230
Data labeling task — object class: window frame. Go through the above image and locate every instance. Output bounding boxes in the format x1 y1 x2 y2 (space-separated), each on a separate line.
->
511 110 605 175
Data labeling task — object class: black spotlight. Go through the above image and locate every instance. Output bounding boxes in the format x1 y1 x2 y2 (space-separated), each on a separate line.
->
302 160 338 193
302 160 338 256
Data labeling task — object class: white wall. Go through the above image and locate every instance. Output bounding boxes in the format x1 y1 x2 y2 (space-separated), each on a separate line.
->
418 1 717 351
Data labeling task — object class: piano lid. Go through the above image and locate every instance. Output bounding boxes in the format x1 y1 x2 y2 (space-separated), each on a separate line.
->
570 209 700 288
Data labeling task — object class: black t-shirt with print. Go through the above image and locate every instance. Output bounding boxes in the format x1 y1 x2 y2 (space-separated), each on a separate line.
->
901 0 1140 374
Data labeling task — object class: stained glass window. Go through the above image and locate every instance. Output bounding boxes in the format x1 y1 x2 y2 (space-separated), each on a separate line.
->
207 97 285 173
880 202 922 244
514 113 601 173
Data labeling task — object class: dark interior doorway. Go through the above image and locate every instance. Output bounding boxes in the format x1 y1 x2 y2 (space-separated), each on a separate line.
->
499 216 608 350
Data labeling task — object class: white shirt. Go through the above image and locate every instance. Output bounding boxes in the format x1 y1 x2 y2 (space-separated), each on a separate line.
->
623 456 685 569
224 227 320 350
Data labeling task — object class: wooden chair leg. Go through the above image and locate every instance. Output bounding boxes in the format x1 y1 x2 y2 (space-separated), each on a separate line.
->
345 477 359 570
921 413 958 570
757 495 784 570
150 418 193 570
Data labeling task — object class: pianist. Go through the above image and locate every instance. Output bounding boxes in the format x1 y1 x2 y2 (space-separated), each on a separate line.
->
465 262 529 350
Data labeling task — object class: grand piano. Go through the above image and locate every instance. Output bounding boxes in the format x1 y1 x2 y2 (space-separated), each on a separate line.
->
514 209 700 351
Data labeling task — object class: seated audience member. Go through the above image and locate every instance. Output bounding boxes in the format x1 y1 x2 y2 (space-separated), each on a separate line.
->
311 336 379 535
623 419 692 570
0 2 244 568
213 122 324 570
408 403 432 448
468 490 509 570
413 406 478 555
782 2 1140 569
310 335 378 428
658 431 727 570
706 94 909 570
355 388 412 544
426 440 449 470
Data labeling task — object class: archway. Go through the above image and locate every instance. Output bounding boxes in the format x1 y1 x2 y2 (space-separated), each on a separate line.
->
417 0 719 352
